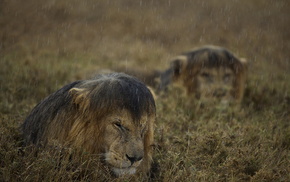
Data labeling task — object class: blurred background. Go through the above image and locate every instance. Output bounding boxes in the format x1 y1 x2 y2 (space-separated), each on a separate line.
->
1 0 289 114
1 0 289 67
0 0 289 181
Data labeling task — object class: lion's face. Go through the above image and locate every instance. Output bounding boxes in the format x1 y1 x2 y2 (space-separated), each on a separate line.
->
163 46 247 109
101 109 152 176
185 66 235 108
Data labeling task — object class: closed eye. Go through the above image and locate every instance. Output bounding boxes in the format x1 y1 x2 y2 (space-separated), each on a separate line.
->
201 72 210 78
223 73 232 82
114 122 129 132
114 122 122 128
200 72 213 82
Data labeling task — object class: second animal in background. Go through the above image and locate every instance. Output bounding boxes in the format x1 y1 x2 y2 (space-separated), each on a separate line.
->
119 45 247 109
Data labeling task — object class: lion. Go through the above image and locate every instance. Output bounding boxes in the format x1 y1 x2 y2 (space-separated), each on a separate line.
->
159 45 247 108
120 45 247 109
21 73 156 177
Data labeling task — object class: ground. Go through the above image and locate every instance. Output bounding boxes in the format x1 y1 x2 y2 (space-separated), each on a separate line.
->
0 0 289 181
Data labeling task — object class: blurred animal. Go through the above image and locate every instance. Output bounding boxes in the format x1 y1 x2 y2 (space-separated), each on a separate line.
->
22 73 156 177
159 45 247 107
120 45 247 108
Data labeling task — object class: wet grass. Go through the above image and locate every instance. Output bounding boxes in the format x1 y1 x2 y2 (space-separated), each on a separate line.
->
0 0 289 181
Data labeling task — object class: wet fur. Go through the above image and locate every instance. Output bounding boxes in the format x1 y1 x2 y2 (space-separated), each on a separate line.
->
119 45 247 105
160 45 247 103
22 73 156 176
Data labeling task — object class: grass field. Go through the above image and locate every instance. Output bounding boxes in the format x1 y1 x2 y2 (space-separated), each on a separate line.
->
0 0 289 181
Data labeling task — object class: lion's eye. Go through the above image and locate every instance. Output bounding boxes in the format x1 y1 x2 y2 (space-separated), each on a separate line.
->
114 122 128 132
200 72 213 82
223 73 232 82
114 122 122 128
201 72 210 78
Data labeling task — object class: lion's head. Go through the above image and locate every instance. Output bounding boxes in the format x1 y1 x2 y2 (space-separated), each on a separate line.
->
22 73 156 176
160 45 247 108
100 110 153 176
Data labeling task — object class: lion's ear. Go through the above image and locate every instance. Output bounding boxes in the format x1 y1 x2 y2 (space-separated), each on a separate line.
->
240 57 247 64
170 55 187 79
147 86 157 100
239 57 248 71
158 56 187 91
69 88 90 112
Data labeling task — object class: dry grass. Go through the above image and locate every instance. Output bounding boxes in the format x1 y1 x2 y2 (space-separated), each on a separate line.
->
0 0 289 181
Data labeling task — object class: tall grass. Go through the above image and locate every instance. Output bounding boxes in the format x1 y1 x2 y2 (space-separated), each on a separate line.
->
1 0 289 181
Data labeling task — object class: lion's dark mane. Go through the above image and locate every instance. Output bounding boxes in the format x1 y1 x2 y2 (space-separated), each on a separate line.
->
22 73 156 145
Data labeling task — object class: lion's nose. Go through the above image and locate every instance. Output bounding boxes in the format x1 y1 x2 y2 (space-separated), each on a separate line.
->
213 88 226 98
126 154 143 165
